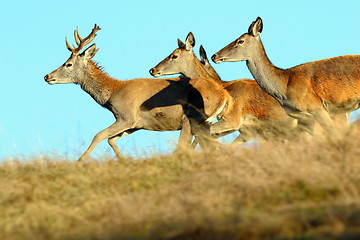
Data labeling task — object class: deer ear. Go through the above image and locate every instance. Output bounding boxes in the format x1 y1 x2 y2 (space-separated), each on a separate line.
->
81 43 99 59
199 45 209 64
248 17 263 37
185 32 195 51
178 39 185 49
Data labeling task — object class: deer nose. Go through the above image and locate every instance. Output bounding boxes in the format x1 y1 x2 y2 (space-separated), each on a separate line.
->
44 74 55 84
211 54 217 63
149 68 155 75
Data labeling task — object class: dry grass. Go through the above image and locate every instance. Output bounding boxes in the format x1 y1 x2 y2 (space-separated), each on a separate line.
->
1 127 360 240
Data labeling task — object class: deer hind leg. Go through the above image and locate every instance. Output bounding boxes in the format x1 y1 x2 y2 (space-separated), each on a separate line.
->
78 121 131 162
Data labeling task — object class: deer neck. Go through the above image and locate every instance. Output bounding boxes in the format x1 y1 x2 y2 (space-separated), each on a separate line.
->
246 39 288 101
77 61 121 106
184 57 216 80
206 66 222 84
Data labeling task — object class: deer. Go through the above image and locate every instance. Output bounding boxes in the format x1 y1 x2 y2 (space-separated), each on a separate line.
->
212 17 356 136
44 25 224 162
149 33 234 142
150 32 297 144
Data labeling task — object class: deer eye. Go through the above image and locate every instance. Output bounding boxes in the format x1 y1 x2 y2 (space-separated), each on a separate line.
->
237 39 244 45
65 63 73 68
171 54 178 60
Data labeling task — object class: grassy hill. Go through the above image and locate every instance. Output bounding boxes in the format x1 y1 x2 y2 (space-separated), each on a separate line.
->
1 128 360 240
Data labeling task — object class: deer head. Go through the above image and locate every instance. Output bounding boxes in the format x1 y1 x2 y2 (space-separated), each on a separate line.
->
149 32 196 77
44 24 101 84
212 17 263 63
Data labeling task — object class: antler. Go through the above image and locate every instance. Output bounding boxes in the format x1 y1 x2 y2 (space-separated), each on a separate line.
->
65 24 101 54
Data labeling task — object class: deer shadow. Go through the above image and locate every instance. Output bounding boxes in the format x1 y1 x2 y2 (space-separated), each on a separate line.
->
140 76 207 124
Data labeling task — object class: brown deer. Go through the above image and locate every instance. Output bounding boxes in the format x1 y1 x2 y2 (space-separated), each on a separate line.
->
150 33 296 143
44 25 222 162
150 33 235 139
212 17 355 136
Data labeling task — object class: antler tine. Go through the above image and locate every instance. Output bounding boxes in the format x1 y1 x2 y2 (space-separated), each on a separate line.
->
65 24 101 54
82 24 101 45
65 27 81 54
74 27 81 46
65 36 73 53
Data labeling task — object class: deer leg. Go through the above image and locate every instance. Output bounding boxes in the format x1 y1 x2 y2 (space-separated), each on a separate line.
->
184 105 219 149
107 130 137 160
292 118 314 140
311 109 334 134
191 137 199 149
78 121 130 162
191 120 219 150
233 127 254 143
191 117 240 148
330 113 349 130
175 115 193 152
108 135 122 159
284 109 315 139
192 130 237 149
191 119 235 149
210 119 239 135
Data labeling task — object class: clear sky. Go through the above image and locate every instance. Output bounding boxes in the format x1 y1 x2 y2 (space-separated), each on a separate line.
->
1 0 359 160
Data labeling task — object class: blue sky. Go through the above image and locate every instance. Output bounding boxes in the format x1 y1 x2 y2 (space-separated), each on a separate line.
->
0 0 359 160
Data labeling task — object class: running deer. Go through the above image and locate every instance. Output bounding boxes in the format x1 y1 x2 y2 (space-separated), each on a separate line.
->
44 25 219 162
150 33 234 139
150 32 296 143
212 17 356 135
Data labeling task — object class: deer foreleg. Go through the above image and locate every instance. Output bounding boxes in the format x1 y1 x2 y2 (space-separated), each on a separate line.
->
78 122 130 162
175 115 193 152
108 130 138 160
210 118 241 136
108 135 122 159
233 127 255 143
311 109 334 134
190 120 220 150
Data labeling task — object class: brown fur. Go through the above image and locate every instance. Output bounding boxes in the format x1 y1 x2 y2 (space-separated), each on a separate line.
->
212 19 354 134
150 42 233 125
205 67 296 142
152 42 296 142
287 55 360 110
45 30 227 161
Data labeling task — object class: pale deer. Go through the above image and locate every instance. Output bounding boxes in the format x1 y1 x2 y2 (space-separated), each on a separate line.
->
44 25 220 162
212 17 356 136
150 32 296 143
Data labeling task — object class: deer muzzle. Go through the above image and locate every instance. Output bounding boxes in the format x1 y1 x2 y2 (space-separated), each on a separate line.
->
149 68 162 77
211 54 225 63
44 74 56 84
